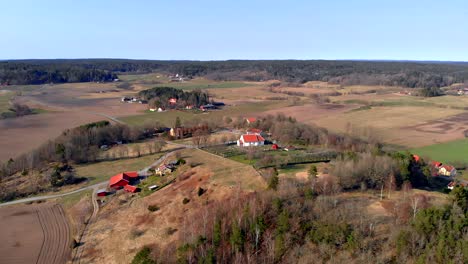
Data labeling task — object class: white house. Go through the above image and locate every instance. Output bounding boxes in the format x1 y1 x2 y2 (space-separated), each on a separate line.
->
237 134 265 147
438 165 457 177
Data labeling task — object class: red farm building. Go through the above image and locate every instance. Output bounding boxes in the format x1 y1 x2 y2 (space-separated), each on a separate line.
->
272 144 279 150
96 188 108 197
124 185 139 193
109 171 139 189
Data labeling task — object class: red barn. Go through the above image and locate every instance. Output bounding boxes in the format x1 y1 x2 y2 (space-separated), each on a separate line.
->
109 173 130 189
124 185 138 193
272 144 279 150
124 171 139 179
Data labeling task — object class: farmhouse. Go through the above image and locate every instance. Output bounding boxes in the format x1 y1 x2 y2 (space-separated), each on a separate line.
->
438 165 457 177
237 134 265 147
155 164 174 176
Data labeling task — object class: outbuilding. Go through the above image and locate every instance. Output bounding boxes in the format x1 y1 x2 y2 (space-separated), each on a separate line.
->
124 185 139 193
96 189 108 197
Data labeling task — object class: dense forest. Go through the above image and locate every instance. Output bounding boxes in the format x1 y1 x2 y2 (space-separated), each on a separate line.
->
2 59 468 88
0 60 117 85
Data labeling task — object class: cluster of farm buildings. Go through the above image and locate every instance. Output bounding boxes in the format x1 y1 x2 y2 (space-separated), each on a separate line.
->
96 159 179 197
148 97 220 112
413 155 467 190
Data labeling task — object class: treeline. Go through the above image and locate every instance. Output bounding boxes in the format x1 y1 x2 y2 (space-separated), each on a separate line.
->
0 60 117 85
245 114 375 152
138 87 210 108
0 121 157 177
3 59 468 88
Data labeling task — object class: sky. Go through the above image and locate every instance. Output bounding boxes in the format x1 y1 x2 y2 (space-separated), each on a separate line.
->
1 0 467 61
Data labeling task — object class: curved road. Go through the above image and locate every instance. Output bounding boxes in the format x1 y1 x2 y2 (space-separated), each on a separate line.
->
0 145 185 207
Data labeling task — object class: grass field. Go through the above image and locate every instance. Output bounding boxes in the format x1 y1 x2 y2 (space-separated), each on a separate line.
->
0 91 13 113
74 153 164 184
411 138 468 163
58 189 93 209
181 149 266 190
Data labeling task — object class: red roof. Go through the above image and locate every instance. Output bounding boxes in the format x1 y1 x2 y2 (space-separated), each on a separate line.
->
441 165 455 172
431 161 442 167
242 134 265 143
412 154 420 162
124 171 139 178
246 117 257 123
109 173 129 187
124 185 138 193
169 98 177 104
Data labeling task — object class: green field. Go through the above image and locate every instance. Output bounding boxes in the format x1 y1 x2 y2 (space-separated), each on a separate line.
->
119 73 251 90
411 139 468 163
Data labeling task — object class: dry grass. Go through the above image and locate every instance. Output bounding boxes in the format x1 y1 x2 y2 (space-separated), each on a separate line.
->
80 148 264 264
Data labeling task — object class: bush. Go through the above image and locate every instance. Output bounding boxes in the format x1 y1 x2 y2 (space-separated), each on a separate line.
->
197 187 205 196
182 198 190 204
131 246 156 264
147 205 159 212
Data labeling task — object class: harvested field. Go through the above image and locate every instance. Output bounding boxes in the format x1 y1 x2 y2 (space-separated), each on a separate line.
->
0 203 71 264
0 83 146 161
261 103 358 122
312 106 465 147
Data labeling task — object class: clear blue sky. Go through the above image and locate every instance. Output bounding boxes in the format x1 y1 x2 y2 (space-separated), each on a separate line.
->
1 0 467 61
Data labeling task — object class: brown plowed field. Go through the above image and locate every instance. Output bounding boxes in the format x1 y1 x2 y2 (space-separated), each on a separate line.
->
0 203 71 264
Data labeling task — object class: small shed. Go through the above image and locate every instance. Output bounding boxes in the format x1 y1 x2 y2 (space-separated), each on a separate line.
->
124 185 139 193
96 189 108 197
